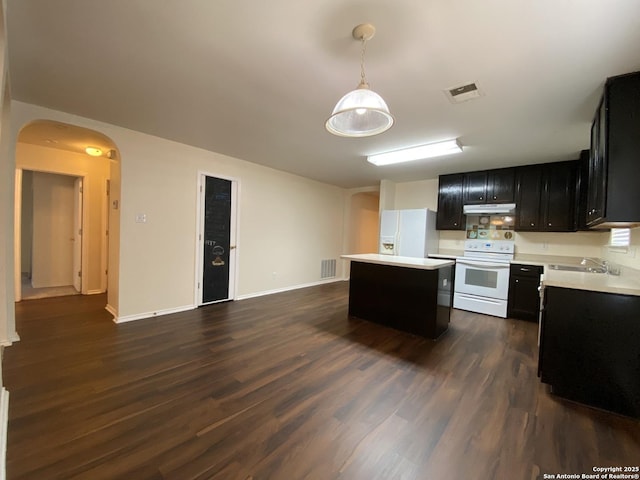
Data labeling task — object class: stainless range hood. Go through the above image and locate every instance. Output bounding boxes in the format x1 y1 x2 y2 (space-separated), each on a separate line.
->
463 203 516 215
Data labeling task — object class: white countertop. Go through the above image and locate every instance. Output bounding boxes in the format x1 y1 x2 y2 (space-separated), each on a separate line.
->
341 254 454 270
510 254 640 296
428 250 640 296
541 267 640 296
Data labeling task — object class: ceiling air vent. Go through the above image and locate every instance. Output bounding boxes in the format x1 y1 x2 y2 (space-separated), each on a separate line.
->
444 82 484 104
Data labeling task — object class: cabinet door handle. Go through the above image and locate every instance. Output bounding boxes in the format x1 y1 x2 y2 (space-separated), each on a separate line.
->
520 268 530 272
530 223 535 226
515 279 519 283
548 223 552 226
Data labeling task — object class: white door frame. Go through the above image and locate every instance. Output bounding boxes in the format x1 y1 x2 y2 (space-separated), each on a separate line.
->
194 171 240 306
73 177 83 292
14 168 90 300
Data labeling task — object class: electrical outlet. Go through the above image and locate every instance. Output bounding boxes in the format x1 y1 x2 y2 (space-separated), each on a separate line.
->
135 213 147 223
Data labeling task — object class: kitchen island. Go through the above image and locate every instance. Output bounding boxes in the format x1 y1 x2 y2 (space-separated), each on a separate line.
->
341 254 455 339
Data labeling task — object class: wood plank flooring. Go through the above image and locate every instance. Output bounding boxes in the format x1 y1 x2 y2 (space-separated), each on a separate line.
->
4 282 640 479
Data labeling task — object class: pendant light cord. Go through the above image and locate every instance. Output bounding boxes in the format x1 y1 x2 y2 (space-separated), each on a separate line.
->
360 37 368 87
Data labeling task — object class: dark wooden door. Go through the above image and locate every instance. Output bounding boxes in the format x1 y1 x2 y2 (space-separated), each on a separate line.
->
507 264 543 322
487 168 515 203
543 161 577 231
587 100 606 226
462 171 488 204
515 165 543 231
436 173 464 230
202 176 233 304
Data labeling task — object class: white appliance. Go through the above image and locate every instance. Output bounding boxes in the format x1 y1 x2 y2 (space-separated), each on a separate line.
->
379 209 439 258
453 239 515 318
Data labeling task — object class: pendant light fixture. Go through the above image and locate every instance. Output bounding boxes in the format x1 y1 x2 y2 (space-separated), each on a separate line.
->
325 23 394 137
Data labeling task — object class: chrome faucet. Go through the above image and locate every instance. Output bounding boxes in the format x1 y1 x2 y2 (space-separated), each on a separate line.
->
580 257 619 275
581 257 607 269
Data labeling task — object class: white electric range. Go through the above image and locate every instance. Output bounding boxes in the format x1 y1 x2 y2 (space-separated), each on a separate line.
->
453 239 515 318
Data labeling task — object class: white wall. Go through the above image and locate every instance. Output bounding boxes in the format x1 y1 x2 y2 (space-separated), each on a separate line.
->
16 143 110 293
11 101 347 320
0 0 17 346
394 178 439 210
107 157 121 314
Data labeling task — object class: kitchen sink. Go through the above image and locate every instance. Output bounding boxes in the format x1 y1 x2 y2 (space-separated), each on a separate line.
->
548 264 607 273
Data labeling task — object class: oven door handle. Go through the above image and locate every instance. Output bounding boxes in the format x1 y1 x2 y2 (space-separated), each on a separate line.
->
457 259 510 269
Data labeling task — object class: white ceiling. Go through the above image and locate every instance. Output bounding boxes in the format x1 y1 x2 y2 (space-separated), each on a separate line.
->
7 1 640 188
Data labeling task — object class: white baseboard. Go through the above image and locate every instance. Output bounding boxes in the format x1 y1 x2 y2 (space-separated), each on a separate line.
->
0 388 9 480
86 289 105 295
0 331 21 347
112 304 196 324
105 303 117 320
236 277 344 301
107 279 345 323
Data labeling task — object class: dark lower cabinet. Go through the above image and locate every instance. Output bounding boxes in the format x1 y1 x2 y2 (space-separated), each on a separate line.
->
539 286 640 419
507 264 543 321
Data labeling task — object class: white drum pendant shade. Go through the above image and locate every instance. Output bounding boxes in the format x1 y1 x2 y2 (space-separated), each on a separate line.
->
325 85 394 137
325 23 393 138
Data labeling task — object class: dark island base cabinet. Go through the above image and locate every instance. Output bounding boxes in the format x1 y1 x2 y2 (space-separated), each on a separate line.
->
539 286 640 419
348 261 453 339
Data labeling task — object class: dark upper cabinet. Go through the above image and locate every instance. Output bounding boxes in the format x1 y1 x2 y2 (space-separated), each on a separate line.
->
436 173 464 230
515 165 543 231
576 149 590 230
515 161 578 232
487 168 516 203
463 171 488 204
586 101 606 226
463 168 514 204
543 161 578 231
586 71 640 228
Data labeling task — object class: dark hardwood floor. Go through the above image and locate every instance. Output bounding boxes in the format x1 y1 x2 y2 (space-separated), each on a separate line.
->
4 282 639 479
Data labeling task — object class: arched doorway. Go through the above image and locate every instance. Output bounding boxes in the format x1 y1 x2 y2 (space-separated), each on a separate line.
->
346 190 380 255
13 120 120 316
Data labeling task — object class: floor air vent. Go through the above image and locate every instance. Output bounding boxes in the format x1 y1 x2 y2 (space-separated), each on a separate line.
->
321 259 336 279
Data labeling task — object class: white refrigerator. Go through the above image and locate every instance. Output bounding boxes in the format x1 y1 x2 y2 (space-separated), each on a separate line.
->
379 208 439 257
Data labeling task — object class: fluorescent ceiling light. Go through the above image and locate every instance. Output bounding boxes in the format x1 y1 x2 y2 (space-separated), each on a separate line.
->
367 139 462 166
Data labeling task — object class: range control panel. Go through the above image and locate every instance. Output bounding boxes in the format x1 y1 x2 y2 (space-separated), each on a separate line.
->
464 239 515 254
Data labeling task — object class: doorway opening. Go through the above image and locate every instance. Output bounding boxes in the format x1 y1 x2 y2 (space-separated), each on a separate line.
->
196 173 239 306
18 170 84 300
346 190 380 255
13 120 120 317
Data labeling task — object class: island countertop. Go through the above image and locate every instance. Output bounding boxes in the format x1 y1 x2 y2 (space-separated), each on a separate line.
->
341 254 455 270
